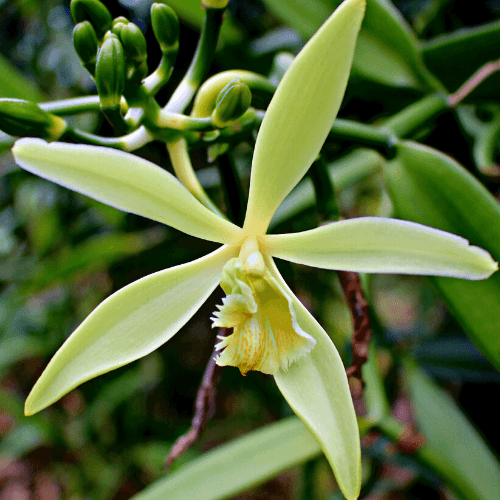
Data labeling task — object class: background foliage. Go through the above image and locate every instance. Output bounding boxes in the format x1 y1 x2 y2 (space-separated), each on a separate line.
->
0 0 500 499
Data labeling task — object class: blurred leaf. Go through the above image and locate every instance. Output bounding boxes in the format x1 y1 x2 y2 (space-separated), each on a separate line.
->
0 336 46 374
384 141 500 371
404 361 500 500
88 354 162 431
0 53 43 101
415 338 500 383
261 0 436 90
23 228 167 293
130 417 321 500
421 20 500 100
0 422 51 471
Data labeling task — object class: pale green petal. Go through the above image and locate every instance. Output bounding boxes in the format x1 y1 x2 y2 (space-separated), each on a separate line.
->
264 217 498 279
25 244 238 416
12 139 242 244
244 0 365 235
267 257 361 500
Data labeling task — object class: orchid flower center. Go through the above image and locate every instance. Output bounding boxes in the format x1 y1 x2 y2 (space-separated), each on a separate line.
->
211 238 315 375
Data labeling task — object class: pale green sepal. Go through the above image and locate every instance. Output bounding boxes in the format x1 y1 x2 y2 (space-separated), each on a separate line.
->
267 257 361 500
243 0 365 235
264 217 497 280
130 417 321 500
25 244 238 416
12 139 242 244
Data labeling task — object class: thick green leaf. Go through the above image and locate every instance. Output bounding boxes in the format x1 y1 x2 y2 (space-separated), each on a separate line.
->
384 141 500 370
268 257 361 500
130 417 321 500
405 361 500 500
261 0 435 90
244 0 365 235
421 20 500 99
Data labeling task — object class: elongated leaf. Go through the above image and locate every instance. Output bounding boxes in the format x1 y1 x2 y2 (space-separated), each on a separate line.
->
384 141 500 370
265 217 496 279
421 20 500 99
262 0 435 90
12 139 242 245
268 257 361 500
405 362 500 500
131 417 321 500
244 0 365 235
25 244 238 415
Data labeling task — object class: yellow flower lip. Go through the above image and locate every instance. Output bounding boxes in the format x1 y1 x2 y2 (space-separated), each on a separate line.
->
212 240 315 375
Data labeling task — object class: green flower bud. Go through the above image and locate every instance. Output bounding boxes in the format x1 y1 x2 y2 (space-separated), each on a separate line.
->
151 3 180 52
211 78 252 128
0 99 67 140
111 22 128 37
112 17 129 27
95 35 126 111
203 0 229 8
70 0 112 39
73 21 98 67
120 23 148 63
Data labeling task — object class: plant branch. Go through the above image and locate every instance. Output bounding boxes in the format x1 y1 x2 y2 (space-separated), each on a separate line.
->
165 328 226 468
448 58 500 107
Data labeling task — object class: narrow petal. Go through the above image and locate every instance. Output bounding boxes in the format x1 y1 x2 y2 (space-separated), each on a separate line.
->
25 244 238 416
264 217 498 279
266 257 361 500
12 139 242 244
243 0 365 235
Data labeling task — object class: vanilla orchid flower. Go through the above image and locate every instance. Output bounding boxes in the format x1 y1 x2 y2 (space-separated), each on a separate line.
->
12 1 497 499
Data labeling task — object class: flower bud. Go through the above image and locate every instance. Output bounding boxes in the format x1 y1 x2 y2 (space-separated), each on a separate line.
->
0 99 67 140
73 21 98 69
203 0 229 8
95 35 126 111
211 78 252 128
120 23 148 64
112 17 129 27
151 3 180 52
70 0 112 39
111 22 127 37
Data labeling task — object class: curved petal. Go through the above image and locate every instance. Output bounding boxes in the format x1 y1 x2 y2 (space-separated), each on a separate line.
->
266 257 361 500
12 139 242 244
243 0 365 235
25 244 238 416
264 217 498 279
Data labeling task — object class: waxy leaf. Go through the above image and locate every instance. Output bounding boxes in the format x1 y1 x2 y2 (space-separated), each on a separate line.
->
12 139 242 245
130 417 321 500
245 0 365 235
405 362 500 500
384 142 500 370
261 0 435 91
268 257 361 500
25 245 238 415
265 217 496 279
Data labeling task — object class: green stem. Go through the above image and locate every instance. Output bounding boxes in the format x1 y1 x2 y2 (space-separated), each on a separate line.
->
64 125 153 151
164 7 226 113
330 119 397 158
307 155 340 222
155 110 214 131
143 46 179 96
216 153 246 226
39 96 101 115
166 136 226 218
382 92 448 138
